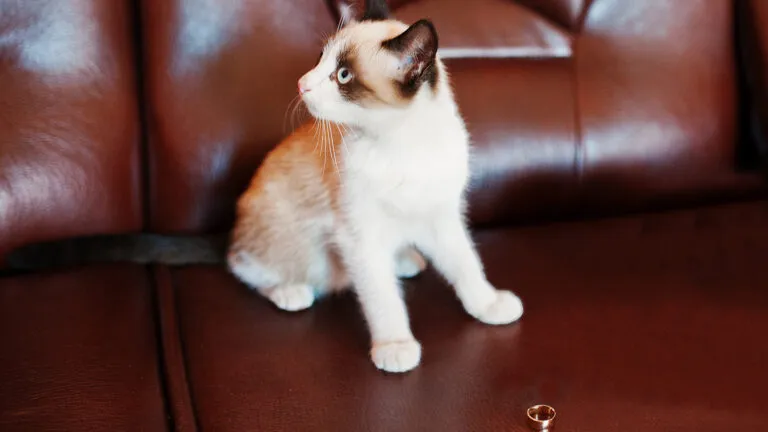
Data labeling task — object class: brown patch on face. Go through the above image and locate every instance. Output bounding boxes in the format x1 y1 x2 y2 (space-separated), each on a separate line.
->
333 46 382 105
329 21 442 108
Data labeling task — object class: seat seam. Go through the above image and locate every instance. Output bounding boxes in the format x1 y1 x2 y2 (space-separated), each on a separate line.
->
152 265 201 431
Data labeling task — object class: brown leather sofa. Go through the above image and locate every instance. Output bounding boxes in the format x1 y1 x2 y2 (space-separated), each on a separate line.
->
2 1 767 430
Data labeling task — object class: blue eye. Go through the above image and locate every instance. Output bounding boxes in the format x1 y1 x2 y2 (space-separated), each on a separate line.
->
337 67 353 84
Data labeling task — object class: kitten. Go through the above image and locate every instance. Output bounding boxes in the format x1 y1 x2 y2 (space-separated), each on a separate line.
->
5 0 523 373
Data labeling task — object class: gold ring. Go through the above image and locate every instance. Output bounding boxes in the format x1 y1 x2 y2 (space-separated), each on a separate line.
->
526 404 556 430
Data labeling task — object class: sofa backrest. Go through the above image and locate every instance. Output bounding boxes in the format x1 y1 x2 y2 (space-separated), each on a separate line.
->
1 0 765 260
739 0 768 171
0 0 142 259
141 0 765 234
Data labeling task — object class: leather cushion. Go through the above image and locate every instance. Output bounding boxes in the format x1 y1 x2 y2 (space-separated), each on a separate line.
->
574 0 766 215
514 0 589 30
738 0 768 171
0 0 143 258
163 200 768 431
0 265 167 431
377 0 573 59
142 0 766 232
141 0 339 232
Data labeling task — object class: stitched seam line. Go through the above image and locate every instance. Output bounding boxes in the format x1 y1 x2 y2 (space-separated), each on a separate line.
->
155 266 202 431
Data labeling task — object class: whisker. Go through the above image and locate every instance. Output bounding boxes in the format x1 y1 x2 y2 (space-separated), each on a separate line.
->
290 98 307 131
343 138 351 157
326 120 337 177
328 122 343 177
317 30 332 46
312 120 322 154
321 120 328 177
282 95 301 134
328 121 340 177
324 120 332 177
334 123 350 157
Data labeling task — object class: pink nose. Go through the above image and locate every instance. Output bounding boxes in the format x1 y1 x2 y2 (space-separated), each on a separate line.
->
298 79 309 95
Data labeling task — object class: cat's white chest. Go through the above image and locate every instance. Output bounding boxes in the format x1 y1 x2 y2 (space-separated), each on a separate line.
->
343 128 469 216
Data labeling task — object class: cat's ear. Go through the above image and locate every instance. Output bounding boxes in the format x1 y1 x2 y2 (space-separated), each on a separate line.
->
362 0 390 21
382 20 439 86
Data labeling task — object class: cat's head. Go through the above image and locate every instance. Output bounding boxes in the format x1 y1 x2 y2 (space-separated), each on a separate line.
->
298 0 441 128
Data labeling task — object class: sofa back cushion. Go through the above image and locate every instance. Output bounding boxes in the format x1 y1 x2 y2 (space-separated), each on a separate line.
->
3 1 764 255
738 0 768 173
141 0 764 232
0 0 142 258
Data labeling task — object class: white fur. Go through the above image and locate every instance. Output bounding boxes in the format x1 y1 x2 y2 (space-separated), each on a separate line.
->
231 20 523 374
332 65 522 373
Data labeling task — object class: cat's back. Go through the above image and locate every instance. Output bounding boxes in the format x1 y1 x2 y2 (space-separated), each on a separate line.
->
236 121 342 217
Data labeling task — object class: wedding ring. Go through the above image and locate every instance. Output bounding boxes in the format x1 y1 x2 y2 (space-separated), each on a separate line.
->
526 404 556 430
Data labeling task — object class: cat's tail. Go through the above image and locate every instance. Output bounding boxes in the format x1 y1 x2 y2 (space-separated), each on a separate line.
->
4 233 229 271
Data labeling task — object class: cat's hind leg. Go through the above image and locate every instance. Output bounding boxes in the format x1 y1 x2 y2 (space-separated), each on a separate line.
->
227 250 315 312
395 247 427 279
260 284 315 312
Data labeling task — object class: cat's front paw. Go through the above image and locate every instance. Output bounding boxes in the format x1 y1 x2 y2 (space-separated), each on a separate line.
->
267 284 315 312
371 339 422 373
472 290 524 325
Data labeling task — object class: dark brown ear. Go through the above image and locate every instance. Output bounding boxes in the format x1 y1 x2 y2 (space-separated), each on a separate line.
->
362 0 389 21
382 20 439 95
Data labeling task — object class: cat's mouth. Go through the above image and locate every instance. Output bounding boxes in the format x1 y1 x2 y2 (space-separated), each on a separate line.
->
301 100 318 117
301 97 329 121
